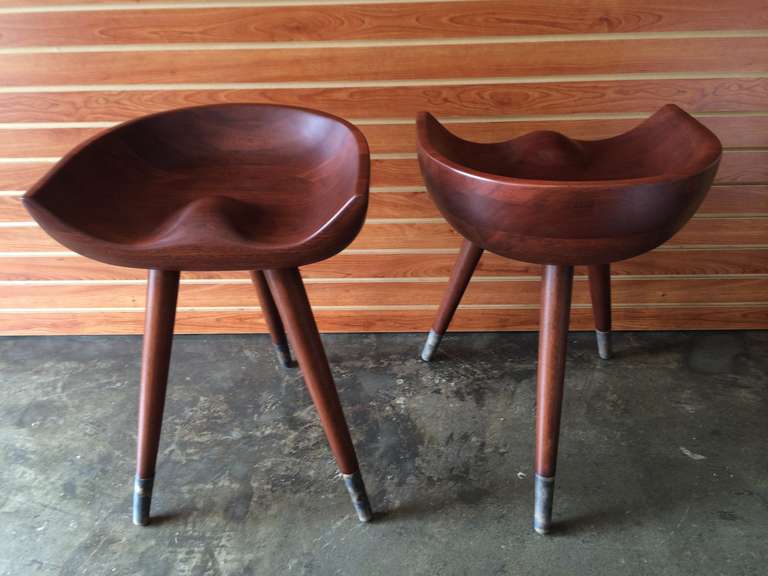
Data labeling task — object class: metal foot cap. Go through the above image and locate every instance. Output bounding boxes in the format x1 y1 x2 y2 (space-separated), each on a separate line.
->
132 476 154 526
596 330 612 360
342 472 373 523
275 342 294 368
533 474 555 535
420 330 443 362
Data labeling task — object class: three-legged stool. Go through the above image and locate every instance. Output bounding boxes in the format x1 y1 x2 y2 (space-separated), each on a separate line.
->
416 105 721 533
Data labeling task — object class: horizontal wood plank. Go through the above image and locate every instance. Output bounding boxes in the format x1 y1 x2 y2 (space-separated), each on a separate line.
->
347 219 768 249
1 37 766 87
0 0 765 333
0 306 764 335
1 217 765 252
1 277 766 309
2 1 766 47
0 127 100 158
0 77 766 123
2 115 767 159
360 115 768 153
0 248 766 281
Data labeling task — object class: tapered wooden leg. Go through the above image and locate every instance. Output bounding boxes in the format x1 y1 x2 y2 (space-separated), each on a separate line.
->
587 263 612 359
264 268 373 522
534 264 573 534
250 270 293 367
421 239 483 361
134 269 180 526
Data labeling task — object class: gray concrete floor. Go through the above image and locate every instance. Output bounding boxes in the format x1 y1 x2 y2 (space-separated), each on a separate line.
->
1 331 766 576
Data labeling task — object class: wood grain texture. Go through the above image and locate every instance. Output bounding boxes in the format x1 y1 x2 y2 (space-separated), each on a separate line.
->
368 151 768 187
2 37 766 87
21 104 371 271
0 306 765 336
360 115 768 153
4 150 766 191
1 0 766 334
1 217 766 252
1 115 767 159
6 183 766 223
1 248 767 281
1 277 767 309
2 1 766 47
0 78 766 123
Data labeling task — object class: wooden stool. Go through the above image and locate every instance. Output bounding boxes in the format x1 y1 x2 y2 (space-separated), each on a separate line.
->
416 105 721 534
24 104 374 525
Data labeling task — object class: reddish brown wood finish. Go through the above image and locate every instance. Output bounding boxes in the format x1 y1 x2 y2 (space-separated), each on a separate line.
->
136 269 179 478
418 105 722 533
249 270 292 367
587 264 612 333
418 104 721 265
134 269 179 525
533 264 573 534
534 265 573 480
432 240 484 335
264 267 361 476
22 104 369 271
22 104 373 525
420 239 483 360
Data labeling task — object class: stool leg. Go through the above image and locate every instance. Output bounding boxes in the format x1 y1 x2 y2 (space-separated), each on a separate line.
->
534 264 573 535
134 269 180 526
587 264 612 360
264 268 373 522
421 239 483 361
250 270 293 367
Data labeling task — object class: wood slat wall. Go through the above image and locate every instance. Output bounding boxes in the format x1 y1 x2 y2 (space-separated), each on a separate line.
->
0 0 766 335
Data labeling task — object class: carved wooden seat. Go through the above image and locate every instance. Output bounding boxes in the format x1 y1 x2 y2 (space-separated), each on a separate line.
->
24 104 367 271
24 104 373 525
417 104 721 534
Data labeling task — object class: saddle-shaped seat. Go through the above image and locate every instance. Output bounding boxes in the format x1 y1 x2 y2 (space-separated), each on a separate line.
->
418 104 721 265
24 104 369 271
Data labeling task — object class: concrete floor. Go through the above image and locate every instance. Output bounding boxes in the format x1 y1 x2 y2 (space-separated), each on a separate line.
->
0 331 766 575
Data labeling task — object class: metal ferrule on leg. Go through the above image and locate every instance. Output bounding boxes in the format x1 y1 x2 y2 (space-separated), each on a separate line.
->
420 329 443 362
533 474 555 535
342 471 373 523
133 475 154 526
274 341 294 368
596 330 612 360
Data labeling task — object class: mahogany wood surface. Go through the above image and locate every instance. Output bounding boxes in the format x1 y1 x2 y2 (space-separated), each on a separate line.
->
418 105 722 265
419 105 723 532
6 148 762 195
23 104 370 271
430 240 484 337
265 267 361 476
587 264 612 333
136 269 179 479
2 184 765 224
7 216 766 255
7 146 762 194
249 270 291 363
535 265 573 480
21 103 373 523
